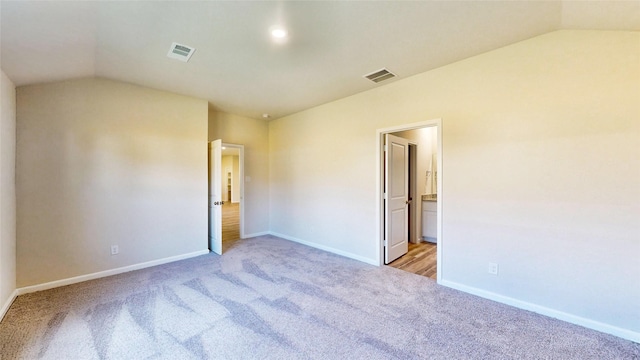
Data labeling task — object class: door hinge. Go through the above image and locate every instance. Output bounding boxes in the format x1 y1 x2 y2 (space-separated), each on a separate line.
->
383 192 387 200
384 144 388 152
383 239 388 247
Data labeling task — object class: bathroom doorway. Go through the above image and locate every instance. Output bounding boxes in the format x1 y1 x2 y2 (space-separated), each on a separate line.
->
221 143 244 252
377 119 442 282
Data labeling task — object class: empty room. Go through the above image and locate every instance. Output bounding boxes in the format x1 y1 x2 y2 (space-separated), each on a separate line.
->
1 1 639 358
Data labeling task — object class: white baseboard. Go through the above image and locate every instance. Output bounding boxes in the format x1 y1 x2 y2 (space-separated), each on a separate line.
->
440 279 640 344
17 249 210 296
269 231 379 266
0 289 18 322
243 231 271 238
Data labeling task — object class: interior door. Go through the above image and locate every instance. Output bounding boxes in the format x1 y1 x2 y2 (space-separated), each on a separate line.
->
384 134 409 264
209 139 223 255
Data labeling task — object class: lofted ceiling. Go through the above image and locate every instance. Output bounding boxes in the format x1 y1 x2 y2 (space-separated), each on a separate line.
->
1 1 638 120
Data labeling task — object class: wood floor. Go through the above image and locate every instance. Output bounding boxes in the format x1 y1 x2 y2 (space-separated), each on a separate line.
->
222 202 240 252
387 241 437 280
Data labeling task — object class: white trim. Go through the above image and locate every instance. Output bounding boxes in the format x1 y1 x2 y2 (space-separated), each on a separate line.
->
0 289 18 322
435 122 443 283
243 231 271 238
270 231 379 266
16 249 210 296
441 279 640 343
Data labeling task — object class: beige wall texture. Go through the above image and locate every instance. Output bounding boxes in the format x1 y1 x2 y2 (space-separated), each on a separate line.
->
221 155 240 203
393 127 438 196
269 30 640 336
222 155 232 202
1 70 17 313
232 155 240 203
209 110 269 236
16 78 209 287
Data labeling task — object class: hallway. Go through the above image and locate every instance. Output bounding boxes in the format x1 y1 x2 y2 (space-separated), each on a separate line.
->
222 202 240 252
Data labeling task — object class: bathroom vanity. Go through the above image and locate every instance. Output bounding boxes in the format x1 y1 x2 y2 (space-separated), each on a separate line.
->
421 194 437 243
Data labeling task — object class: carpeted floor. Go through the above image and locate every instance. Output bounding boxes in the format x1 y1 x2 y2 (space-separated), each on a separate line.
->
1 235 638 359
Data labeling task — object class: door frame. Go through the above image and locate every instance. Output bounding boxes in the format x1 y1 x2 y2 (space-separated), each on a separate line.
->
408 142 418 244
222 143 245 239
376 119 443 282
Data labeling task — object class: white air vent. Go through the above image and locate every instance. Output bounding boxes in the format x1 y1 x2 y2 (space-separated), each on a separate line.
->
364 68 396 83
167 42 195 62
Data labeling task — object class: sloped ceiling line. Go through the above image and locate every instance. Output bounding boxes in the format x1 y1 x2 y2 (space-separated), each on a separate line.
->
1 1 638 120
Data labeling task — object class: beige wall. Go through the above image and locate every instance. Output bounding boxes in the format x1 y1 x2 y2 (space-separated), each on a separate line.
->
222 155 232 202
1 70 17 313
209 110 269 236
394 127 437 197
221 155 240 203
269 30 640 335
232 155 240 203
16 78 208 287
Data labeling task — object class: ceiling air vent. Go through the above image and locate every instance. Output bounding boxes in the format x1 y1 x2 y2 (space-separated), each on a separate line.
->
167 42 195 62
364 68 396 83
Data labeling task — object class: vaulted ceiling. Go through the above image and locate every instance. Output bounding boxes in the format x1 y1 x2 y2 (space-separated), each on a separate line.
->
1 1 638 120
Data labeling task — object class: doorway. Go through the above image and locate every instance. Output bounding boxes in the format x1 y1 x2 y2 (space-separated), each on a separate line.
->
221 144 243 251
208 141 245 254
377 119 442 282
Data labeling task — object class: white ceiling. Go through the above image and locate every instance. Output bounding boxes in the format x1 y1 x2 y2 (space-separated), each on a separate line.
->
1 1 638 120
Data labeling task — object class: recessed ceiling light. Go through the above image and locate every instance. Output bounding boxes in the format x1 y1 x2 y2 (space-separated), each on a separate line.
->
222 146 226 150
262 113 270 119
270 27 288 39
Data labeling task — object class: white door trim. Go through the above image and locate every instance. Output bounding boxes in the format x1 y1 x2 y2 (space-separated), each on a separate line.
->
408 143 419 244
376 119 443 283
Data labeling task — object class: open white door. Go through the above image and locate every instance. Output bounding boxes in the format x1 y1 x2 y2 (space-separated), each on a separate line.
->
209 139 223 255
384 134 409 264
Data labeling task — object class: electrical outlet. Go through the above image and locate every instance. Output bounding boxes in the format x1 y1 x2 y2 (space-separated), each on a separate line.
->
488 262 499 275
111 245 119 255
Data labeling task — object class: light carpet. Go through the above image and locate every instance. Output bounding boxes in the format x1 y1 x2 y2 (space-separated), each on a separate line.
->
1 235 638 359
